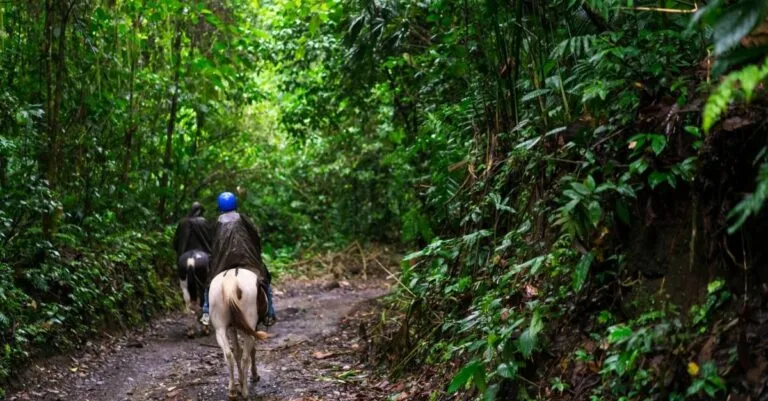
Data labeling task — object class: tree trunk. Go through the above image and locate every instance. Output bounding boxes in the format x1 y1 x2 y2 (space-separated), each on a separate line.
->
49 1 72 188
121 21 138 187
39 0 52 179
40 0 56 239
157 23 183 221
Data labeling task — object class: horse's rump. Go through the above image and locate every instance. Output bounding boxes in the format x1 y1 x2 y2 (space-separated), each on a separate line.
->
178 250 209 306
213 269 268 340
221 265 268 324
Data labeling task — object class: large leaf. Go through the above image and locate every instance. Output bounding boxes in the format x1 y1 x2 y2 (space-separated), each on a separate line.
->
572 252 594 292
447 360 484 393
608 324 633 344
711 0 768 56
518 310 544 358
521 89 552 103
484 384 500 401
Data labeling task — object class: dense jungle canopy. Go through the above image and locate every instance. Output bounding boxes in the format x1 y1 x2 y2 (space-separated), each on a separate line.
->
2 0 768 399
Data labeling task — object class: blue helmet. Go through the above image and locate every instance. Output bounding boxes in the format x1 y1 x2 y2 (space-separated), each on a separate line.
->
217 192 237 212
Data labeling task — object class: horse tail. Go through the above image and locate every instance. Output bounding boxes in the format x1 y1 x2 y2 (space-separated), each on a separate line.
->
222 275 268 341
184 255 198 301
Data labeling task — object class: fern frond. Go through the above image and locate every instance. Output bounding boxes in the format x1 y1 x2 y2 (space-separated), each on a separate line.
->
551 34 599 60
703 57 768 133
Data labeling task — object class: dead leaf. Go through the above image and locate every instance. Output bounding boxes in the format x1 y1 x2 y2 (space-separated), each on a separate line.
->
312 351 335 360
524 284 539 297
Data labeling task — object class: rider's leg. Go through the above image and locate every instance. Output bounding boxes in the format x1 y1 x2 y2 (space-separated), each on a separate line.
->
200 287 210 325
197 252 211 325
264 283 276 326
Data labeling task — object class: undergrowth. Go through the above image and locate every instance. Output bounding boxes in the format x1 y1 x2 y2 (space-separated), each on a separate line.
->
0 228 178 395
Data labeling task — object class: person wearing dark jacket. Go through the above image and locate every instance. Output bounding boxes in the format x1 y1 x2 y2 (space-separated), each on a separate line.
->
200 192 276 327
173 202 213 323
173 202 212 257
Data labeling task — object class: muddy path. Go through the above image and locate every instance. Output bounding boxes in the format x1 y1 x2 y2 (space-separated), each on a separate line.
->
7 279 393 401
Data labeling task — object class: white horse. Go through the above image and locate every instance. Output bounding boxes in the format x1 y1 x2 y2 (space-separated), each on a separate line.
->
209 268 268 399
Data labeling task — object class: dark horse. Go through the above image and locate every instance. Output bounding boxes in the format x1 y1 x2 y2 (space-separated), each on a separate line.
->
178 250 209 334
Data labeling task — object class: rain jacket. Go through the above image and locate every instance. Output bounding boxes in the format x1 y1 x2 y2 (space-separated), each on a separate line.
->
172 203 213 257
209 211 270 285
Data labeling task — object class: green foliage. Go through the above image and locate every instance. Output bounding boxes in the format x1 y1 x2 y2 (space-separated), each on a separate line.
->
690 279 730 331
0 229 176 386
702 57 768 133
694 0 768 57
728 158 768 233
0 0 414 391
323 0 754 398
0 0 763 398
687 362 726 398
448 360 486 393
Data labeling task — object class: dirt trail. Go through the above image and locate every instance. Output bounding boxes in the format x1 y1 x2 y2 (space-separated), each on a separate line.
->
7 279 392 401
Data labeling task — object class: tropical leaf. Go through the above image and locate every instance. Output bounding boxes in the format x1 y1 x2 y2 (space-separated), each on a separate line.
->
572 252 594 292
519 310 544 358
448 360 484 393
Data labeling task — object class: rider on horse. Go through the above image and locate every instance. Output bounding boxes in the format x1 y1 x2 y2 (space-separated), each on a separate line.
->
200 192 277 327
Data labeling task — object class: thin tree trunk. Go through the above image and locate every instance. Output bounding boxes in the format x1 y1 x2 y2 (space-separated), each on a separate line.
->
157 22 183 221
40 0 52 177
121 19 139 186
510 0 523 127
49 2 73 188
40 0 54 239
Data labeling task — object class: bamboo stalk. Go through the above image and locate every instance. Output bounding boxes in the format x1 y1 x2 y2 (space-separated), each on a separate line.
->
620 4 698 14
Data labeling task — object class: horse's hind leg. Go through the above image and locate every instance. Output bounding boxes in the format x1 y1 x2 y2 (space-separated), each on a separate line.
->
241 334 256 397
180 277 197 338
231 329 245 395
214 327 237 400
250 346 259 383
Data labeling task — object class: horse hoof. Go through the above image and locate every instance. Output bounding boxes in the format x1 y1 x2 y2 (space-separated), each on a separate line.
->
252 374 260 383
201 325 210 336
227 390 238 400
